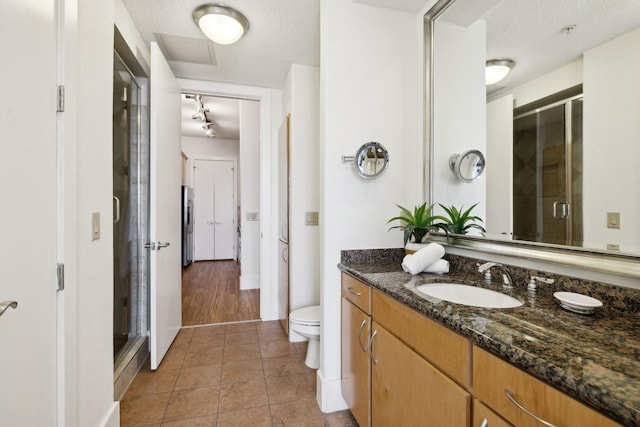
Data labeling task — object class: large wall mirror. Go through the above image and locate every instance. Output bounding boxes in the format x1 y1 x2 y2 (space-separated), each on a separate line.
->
424 0 640 276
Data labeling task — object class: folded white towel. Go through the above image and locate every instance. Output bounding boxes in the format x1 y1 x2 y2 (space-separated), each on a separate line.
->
423 259 449 274
401 243 445 275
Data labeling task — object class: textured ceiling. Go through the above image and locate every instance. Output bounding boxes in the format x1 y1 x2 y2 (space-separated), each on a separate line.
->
122 0 320 88
123 0 640 139
444 0 640 95
182 95 240 140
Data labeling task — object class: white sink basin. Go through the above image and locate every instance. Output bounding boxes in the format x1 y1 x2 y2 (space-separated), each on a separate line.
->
415 283 523 309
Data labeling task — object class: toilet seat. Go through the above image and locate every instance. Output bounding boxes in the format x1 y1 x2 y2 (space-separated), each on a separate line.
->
289 305 320 326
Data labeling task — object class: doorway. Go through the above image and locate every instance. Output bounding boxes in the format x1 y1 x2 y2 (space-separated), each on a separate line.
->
181 94 262 326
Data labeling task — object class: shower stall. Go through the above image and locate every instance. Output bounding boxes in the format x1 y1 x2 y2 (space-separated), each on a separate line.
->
113 50 150 390
513 91 583 246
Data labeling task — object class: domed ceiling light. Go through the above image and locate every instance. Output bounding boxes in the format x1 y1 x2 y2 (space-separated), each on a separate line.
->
193 4 250 45
485 59 515 85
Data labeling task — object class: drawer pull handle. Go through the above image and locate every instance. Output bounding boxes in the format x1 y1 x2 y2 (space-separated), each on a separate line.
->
347 287 362 297
505 389 557 427
369 330 378 365
357 319 368 353
479 419 488 427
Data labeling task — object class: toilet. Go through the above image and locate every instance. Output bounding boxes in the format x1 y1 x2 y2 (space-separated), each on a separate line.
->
289 305 321 369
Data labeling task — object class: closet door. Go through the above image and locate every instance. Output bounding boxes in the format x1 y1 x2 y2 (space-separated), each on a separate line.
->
213 161 235 259
194 159 216 260
194 159 235 260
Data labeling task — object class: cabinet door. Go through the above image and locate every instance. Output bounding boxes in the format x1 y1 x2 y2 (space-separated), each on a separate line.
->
473 346 621 427
371 322 470 426
342 298 371 427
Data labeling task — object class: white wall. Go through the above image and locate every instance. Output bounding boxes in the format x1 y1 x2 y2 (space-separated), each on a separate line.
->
73 0 119 425
182 137 239 168
583 27 640 253
283 65 321 317
320 0 423 412
486 95 513 237
239 101 262 290
432 20 486 220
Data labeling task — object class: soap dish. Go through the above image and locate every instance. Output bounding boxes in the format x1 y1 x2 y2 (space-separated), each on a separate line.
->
553 292 603 314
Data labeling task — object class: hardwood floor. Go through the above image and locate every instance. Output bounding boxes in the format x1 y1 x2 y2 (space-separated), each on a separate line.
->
182 260 260 326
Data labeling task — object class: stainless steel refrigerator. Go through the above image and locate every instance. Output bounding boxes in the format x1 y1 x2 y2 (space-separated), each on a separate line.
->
182 186 194 267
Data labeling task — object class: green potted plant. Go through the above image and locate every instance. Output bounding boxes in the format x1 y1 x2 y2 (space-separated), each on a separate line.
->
434 203 486 235
387 203 448 246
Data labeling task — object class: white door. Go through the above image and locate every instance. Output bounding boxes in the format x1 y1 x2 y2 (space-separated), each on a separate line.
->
213 161 235 259
193 159 236 260
0 0 59 424
149 42 182 369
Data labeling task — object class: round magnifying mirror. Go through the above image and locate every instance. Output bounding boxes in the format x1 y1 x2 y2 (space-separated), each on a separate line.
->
449 149 485 182
354 142 389 179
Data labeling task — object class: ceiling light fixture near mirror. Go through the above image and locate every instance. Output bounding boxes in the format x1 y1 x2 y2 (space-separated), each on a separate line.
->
485 59 515 85
449 149 485 182
193 4 250 45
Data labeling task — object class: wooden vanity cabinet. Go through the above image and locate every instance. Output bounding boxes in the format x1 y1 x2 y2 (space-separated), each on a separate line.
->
371 321 471 426
341 274 372 427
473 399 513 427
472 345 622 427
341 273 471 426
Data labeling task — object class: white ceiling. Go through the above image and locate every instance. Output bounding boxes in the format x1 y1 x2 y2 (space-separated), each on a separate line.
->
122 0 640 139
122 0 320 140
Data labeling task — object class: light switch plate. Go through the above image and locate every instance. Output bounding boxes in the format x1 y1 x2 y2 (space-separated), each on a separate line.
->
305 211 319 226
607 212 620 229
246 212 259 221
91 212 101 240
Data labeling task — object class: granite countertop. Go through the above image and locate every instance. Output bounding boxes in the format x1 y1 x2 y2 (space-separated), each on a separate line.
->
338 249 640 426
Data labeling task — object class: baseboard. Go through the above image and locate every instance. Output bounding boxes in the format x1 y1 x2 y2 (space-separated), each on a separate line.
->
100 401 120 427
316 368 348 413
239 274 259 290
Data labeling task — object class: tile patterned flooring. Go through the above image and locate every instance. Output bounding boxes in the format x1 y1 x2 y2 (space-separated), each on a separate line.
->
120 320 358 426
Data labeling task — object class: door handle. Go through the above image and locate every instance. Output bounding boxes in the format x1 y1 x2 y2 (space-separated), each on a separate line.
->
0 301 18 317
113 196 121 224
553 201 569 219
214 220 222 225
144 242 170 250
206 220 214 225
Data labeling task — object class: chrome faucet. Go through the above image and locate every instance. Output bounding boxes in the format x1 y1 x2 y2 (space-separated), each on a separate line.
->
478 262 514 288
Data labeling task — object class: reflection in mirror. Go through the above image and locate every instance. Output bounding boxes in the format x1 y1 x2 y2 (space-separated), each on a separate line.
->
353 142 389 179
428 0 640 255
449 149 485 183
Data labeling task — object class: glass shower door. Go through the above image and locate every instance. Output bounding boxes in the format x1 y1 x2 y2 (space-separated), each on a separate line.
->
113 52 148 360
513 96 583 246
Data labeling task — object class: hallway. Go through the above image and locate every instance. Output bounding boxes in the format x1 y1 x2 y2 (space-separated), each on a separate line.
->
119 321 357 426
182 260 260 326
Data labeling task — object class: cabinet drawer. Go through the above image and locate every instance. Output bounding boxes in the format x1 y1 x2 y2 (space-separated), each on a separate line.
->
372 289 471 388
342 273 371 314
472 346 621 427
473 399 512 427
